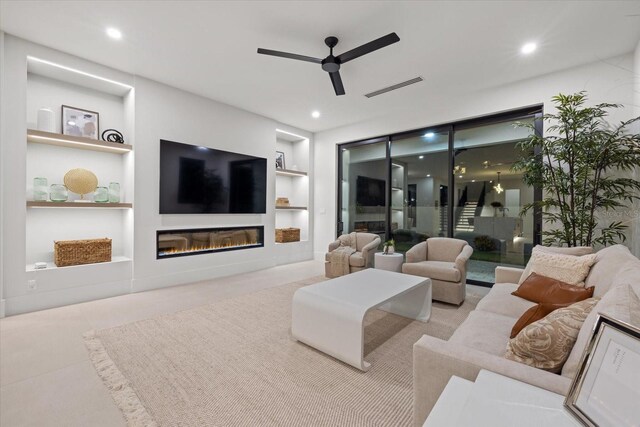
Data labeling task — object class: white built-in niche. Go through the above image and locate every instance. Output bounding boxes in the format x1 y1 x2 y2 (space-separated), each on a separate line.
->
24 57 134 275
274 129 310 260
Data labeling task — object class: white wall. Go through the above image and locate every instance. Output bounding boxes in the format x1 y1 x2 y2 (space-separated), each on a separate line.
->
132 77 276 292
0 35 313 315
314 53 638 258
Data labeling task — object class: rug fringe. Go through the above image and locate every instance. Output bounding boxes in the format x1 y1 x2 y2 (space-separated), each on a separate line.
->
83 331 158 427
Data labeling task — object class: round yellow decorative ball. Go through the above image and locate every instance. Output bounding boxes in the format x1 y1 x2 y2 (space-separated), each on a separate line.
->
64 168 98 197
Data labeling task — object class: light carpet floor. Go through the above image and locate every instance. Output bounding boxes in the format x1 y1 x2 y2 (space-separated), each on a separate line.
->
85 277 481 427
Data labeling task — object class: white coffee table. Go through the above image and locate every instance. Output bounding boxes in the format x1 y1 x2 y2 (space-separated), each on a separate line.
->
375 252 404 272
291 269 432 371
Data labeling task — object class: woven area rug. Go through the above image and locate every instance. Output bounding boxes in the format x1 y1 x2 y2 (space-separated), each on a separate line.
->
85 276 481 427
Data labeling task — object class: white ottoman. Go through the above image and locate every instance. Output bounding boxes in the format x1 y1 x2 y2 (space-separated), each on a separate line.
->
375 252 404 272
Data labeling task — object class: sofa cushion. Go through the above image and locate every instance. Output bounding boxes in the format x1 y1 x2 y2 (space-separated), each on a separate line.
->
512 273 594 304
510 303 571 338
518 245 594 285
426 238 468 262
561 282 640 379
449 310 516 356
349 252 365 267
586 245 639 297
528 250 596 286
505 298 599 373
475 283 537 319
402 260 461 282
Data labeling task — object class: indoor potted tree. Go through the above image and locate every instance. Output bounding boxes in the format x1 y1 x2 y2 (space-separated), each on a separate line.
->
513 92 640 247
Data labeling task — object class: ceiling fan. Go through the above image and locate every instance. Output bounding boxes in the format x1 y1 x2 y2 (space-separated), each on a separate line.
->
257 32 400 96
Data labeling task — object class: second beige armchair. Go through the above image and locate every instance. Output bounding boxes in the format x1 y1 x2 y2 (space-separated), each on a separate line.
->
402 237 473 305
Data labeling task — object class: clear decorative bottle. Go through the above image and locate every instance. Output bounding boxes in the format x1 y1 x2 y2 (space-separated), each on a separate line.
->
50 184 68 202
94 186 109 203
108 182 120 203
33 177 48 201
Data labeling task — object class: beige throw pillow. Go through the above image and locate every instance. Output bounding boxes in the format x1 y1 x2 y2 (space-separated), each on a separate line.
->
528 251 596 287
518 245 594 285
505 298 599 373
561 282 640 379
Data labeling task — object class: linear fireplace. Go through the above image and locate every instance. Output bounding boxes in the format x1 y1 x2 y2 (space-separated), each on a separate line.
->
157 226 264 259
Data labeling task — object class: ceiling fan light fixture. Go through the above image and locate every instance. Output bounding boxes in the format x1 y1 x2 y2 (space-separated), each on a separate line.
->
258 33 400 96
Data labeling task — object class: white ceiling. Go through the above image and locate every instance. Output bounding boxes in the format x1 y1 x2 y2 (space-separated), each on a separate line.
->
2 1 640 132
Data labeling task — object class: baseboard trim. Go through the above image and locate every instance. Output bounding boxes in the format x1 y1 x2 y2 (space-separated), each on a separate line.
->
5 280 130 316
131 258 275 293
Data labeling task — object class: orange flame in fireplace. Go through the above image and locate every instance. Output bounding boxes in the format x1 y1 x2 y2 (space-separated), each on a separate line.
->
158 237 259 256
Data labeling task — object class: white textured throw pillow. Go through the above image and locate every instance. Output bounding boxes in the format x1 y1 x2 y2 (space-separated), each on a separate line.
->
528 251 597 287
518 246 594 285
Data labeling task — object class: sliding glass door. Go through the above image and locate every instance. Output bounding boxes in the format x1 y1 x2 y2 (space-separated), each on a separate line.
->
336 107 542 285
338 139 387 244
453 118 537 283
389 129 451 253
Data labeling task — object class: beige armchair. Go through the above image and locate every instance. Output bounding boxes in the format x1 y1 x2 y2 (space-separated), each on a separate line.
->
402 237 473 305
324 232 381 278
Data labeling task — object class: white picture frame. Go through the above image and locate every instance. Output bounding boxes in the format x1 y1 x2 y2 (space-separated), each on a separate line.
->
62 105 99 140
564 313 640 427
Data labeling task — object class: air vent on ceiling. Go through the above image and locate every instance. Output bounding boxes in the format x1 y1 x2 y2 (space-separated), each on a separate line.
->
364 76 423 98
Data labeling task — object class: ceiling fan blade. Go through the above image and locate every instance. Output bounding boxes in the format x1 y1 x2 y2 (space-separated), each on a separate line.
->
257 48 322 64
336 32 400 64
329 71 345 96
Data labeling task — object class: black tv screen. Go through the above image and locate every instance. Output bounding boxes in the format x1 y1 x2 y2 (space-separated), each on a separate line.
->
160 140 267 214
356 176 386 206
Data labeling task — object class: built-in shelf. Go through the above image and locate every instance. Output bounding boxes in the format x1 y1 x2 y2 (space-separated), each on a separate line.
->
392 187 403 191
276 206 307 211
27 201 133 209
26 255 132 272
27 129 133 154
392 207 404 211
275 240 309 245
276 169 307 177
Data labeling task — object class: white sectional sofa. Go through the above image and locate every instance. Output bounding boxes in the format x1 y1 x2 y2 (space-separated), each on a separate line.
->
412 244 640 426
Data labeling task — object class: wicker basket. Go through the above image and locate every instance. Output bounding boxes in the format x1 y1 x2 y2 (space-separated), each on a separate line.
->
275 228 300 243
54 238 112 267
276 197 290 207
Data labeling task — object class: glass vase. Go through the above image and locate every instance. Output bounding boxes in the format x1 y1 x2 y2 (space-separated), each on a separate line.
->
108 182 120 203
33 177 48 201
50 184 68 202
94 186 108 203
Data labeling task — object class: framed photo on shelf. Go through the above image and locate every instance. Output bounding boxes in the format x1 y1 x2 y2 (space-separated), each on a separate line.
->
62 105 99 140
564 313 640 427
275 151 286 170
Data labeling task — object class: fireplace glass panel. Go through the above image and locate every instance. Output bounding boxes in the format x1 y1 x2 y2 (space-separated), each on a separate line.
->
157 226 264 259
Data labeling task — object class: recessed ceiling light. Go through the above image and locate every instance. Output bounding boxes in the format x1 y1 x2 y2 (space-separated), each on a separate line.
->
424 132 435 138
521 42 537 54
459 175 463 178
106 27 123 40
419 155 424 159
472 180 476 183
426 174 431 177
311 110 320 119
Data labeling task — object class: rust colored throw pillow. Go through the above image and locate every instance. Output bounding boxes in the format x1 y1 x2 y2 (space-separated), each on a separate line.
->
512 273 594 304
510 303 570 338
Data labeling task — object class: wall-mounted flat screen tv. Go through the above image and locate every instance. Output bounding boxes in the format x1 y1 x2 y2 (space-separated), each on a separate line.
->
356 175 386 207
160 139 267 214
